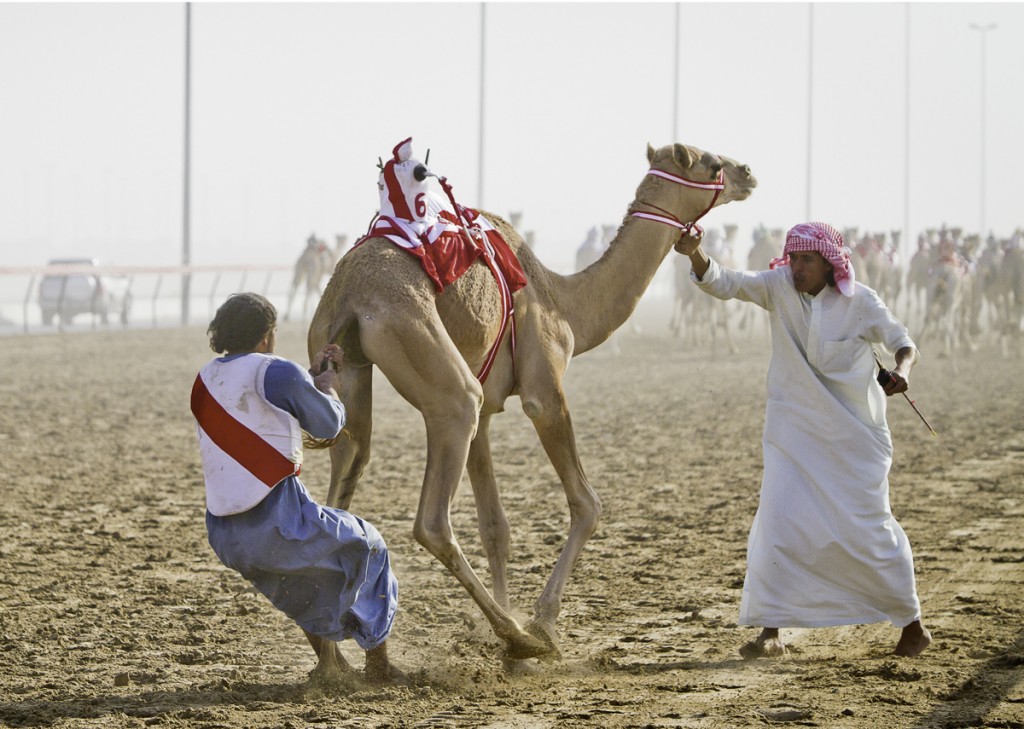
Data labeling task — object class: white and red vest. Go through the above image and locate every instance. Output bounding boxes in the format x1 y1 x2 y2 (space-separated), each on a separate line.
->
191 354 303 516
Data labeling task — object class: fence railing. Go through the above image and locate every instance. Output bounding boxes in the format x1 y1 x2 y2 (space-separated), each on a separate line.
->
0 264 293 334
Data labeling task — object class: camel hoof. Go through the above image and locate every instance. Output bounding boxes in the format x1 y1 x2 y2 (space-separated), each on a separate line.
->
501 631 554 661
524 619 562 661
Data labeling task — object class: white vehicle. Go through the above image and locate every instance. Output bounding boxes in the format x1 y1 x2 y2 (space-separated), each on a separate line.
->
38 258 132 326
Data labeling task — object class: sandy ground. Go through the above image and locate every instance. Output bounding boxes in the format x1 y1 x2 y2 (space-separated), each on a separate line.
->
1 308 1022 729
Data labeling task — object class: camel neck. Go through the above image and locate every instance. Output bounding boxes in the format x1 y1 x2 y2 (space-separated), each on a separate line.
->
560 214 677 356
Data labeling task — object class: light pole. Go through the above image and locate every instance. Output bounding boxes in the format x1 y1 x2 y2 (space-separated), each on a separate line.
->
903 3 911 265
182 2 192 326
969 22 996 239
673 3 680 141
806 4 814 221
478 3 486 208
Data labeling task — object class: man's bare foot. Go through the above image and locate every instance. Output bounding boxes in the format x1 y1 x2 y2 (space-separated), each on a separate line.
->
739 628 787 660
893 620 932 657
364 642 410 685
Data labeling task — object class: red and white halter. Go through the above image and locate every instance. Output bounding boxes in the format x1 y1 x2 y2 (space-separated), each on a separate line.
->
630 166 725 240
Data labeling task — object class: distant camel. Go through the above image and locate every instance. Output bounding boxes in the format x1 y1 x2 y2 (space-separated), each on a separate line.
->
855 231 903 308
906 234 937 330
701 223 740 356
288 236 352 321
669 225 739 356
332 234 351 268
735 225 780 337
977 234 1024 356
307 142 756 664
920 238 971 370
285 235 334 322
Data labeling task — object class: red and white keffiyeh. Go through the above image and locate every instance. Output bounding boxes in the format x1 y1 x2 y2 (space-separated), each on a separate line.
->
770 221 856 297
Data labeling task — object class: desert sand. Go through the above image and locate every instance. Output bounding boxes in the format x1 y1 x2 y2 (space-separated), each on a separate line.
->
1 311 1021 728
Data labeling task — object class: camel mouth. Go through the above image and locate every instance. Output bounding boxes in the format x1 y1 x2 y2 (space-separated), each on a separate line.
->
732 184 757 202
725 170 757 201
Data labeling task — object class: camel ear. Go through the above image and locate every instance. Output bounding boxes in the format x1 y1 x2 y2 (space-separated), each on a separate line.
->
672 143 694 169
646 143 656 163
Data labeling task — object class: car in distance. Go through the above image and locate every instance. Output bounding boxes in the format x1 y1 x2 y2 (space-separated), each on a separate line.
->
38 258 132 326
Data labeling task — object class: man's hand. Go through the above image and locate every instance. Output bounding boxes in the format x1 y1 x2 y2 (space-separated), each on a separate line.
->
673 229 704 257
310 344 344 397
877 367 909 396
310 344 344 374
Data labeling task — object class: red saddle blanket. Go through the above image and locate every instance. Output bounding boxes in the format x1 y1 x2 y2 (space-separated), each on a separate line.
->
355 208 528 295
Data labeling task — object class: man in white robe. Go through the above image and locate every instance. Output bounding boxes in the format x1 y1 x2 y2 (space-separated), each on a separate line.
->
677 221 931 659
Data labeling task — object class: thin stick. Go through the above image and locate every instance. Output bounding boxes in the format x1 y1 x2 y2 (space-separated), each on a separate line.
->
873 353 937 436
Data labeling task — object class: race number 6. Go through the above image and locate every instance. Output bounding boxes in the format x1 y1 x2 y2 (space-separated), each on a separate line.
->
415 193 427 218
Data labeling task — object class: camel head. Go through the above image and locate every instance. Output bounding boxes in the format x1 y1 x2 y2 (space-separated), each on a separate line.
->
643 143 757 210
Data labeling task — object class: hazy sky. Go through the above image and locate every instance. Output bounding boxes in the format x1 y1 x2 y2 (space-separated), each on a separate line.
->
2 1 1023 277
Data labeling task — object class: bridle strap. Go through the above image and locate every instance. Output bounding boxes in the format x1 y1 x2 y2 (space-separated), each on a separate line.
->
631 167 724 238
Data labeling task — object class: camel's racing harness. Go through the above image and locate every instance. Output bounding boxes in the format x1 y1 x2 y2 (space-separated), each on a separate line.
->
354 138 527 384
630 166 725 243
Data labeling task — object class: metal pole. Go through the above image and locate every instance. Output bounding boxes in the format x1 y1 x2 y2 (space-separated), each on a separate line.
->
805 3 813 221
970 23 996 239
673 3 680 141
182 2 192 326
903 3 911 264
477 3 486 208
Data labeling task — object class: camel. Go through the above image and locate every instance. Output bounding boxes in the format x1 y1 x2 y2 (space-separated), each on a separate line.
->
976 233 1024 356
332 234 351 268
306 142 756 665
735 225 780 338
906 233 937 330
702 223 741 355
285 234 335 322
574 225 603 271
998 235 1024 357
920 236 973 371
855 231 903 309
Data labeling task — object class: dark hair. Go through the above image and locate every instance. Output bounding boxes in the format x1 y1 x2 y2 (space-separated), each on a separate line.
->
207 293 277 353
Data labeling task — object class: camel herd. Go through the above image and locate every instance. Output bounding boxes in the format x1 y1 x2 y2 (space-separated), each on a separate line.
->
665 223 1024 367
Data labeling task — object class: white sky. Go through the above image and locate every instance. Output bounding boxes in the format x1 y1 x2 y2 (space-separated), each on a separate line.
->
2 1 1023 276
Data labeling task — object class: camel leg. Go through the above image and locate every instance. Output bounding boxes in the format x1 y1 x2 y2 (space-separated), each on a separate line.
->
516 365 602 651
466 413 512 609
363 316 551 660
325 363 373 510
721 302 740 355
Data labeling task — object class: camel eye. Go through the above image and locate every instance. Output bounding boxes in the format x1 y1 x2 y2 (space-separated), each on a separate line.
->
710 162 723 177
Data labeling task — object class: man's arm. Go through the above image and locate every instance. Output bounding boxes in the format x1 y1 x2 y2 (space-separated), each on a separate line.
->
264 359 345 439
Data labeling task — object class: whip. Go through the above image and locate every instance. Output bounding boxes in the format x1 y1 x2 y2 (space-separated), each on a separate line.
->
873 352 937 436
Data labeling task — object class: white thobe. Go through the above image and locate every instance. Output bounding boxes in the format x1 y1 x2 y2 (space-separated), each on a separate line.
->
693 258 922 628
